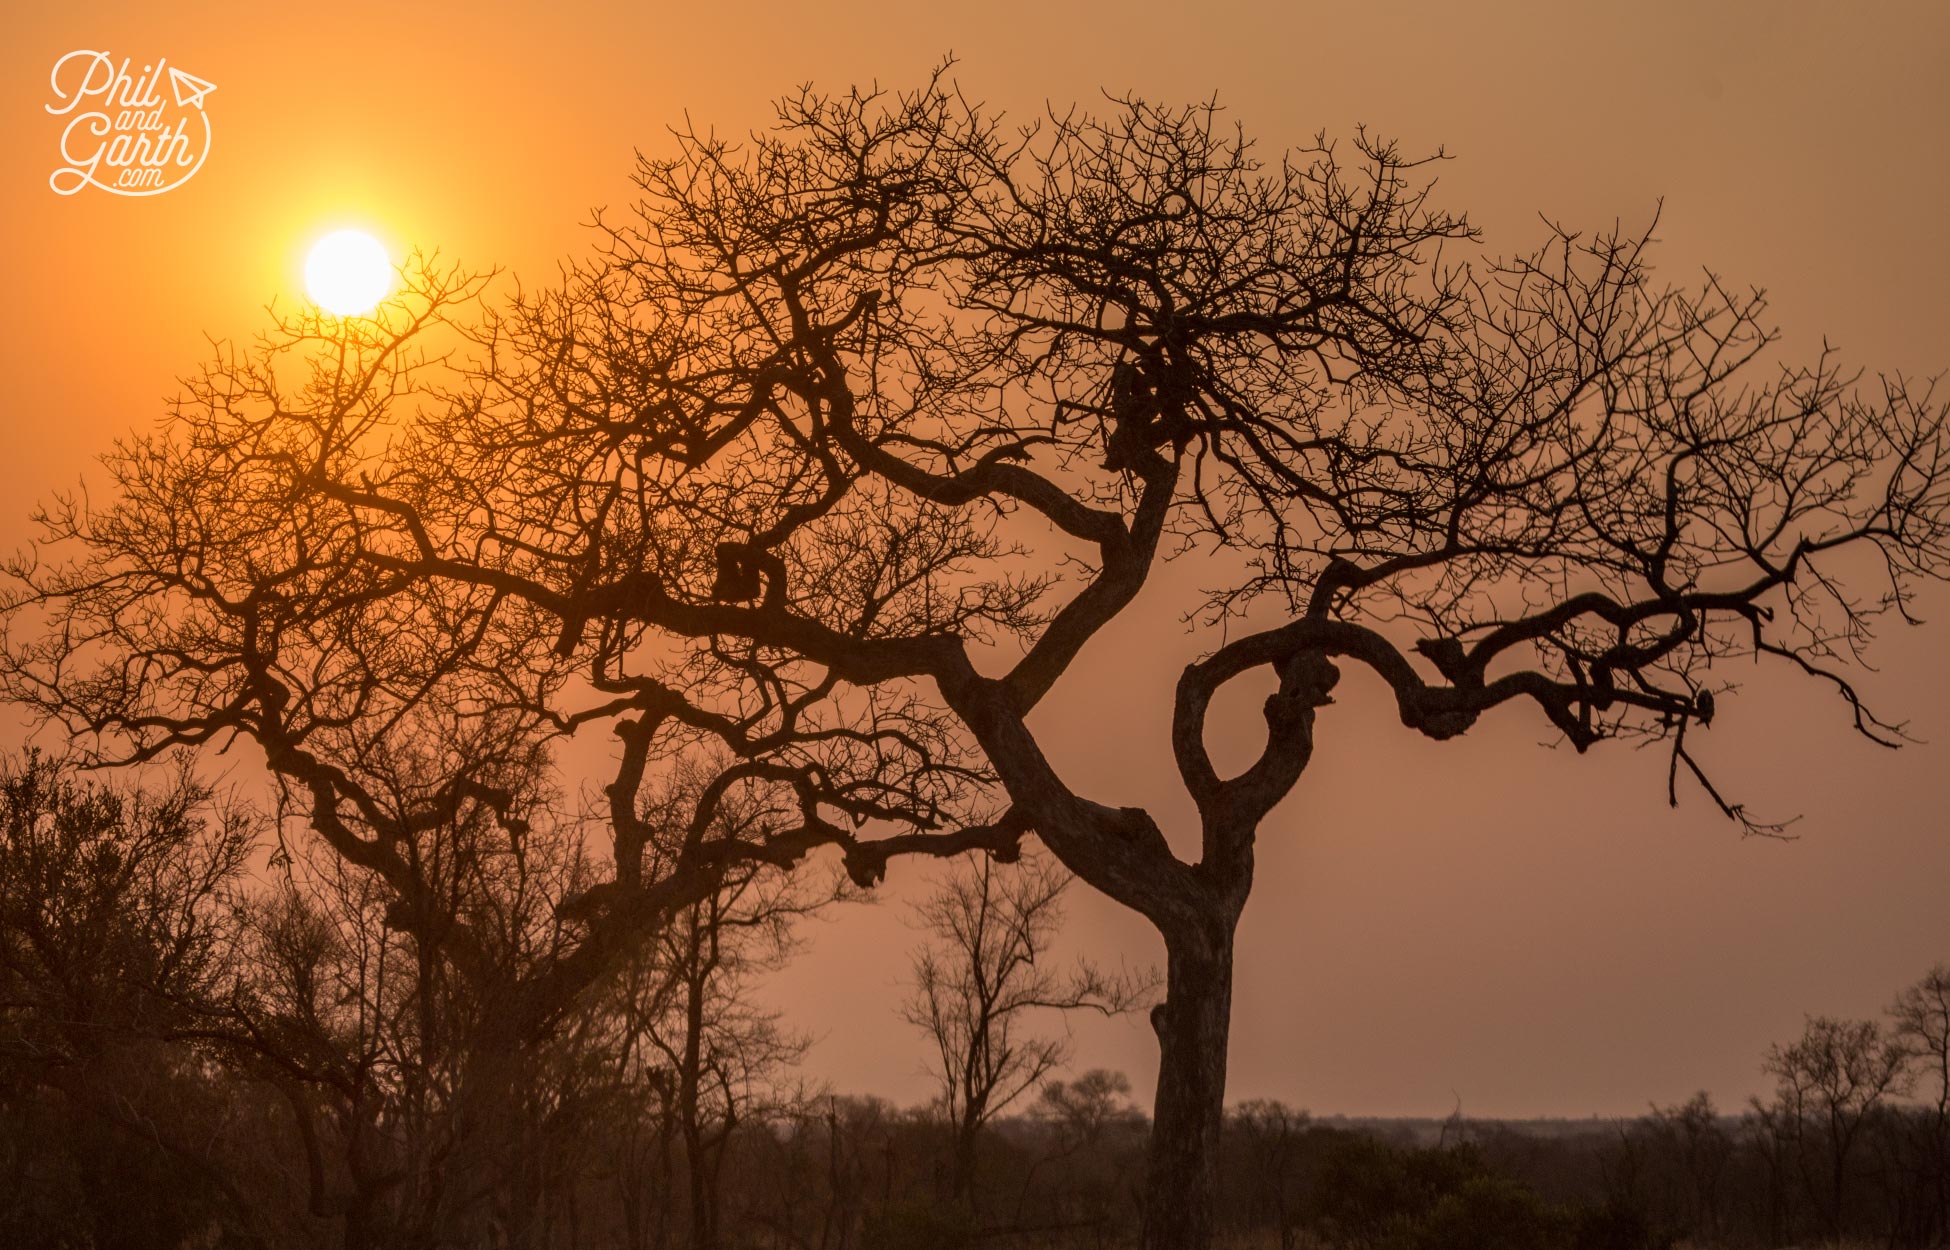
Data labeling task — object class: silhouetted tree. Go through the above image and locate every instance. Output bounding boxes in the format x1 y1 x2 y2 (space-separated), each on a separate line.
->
0 753 261 1246
1034 1068 1141 1155
1012 1070 1145 1240
222 740 604 1250
1889 963 1950 1242
0 253 1007 1079
1231 1099 1310 1248
8 65 1950 1248
640 858 832 1247
901 852 1147 1205
1759 1014 1911 1240
1648 1092 1732 1243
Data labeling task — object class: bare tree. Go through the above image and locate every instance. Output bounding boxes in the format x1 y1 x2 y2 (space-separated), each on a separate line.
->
220 738 607 1250
1231 1099 1310 1250
547 754 842 1250
8 64 1950 1248
1889 964 1950 1241
0 254 1004 1051
1636 1090 1735 1243
1760 1015 1912 1240
652 870 823 1250
620 785 838 1250
901 852 1148 1206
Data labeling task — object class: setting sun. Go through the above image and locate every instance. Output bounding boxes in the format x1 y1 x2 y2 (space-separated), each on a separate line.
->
303 229 392 315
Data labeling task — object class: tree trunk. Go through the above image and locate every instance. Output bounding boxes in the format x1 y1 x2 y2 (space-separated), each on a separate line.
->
1141 921 1235 1250
680 952 718 1249
950 1116 979 1208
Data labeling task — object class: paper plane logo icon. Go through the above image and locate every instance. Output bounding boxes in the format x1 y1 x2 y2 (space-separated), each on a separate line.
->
167 66 216 110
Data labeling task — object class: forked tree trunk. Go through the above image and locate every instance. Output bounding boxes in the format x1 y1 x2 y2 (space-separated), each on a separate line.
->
1141 922 1236 1250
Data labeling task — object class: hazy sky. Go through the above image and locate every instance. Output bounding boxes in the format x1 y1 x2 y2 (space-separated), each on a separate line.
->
3 2 1947 1118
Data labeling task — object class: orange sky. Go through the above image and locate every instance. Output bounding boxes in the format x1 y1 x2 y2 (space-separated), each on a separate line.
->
3 1 1947 1118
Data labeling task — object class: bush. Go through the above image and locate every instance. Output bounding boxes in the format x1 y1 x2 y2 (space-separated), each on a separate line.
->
859 1199 979 1250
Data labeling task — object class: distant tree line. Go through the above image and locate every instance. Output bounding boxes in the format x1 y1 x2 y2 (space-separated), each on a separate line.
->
2 752 1946 1250
1207 970 1950 1250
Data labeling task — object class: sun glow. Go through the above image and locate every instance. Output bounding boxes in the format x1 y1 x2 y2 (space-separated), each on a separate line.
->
304 229 393 315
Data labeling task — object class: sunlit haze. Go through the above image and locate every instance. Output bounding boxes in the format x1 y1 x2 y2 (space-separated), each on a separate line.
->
3 1 1946 1126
